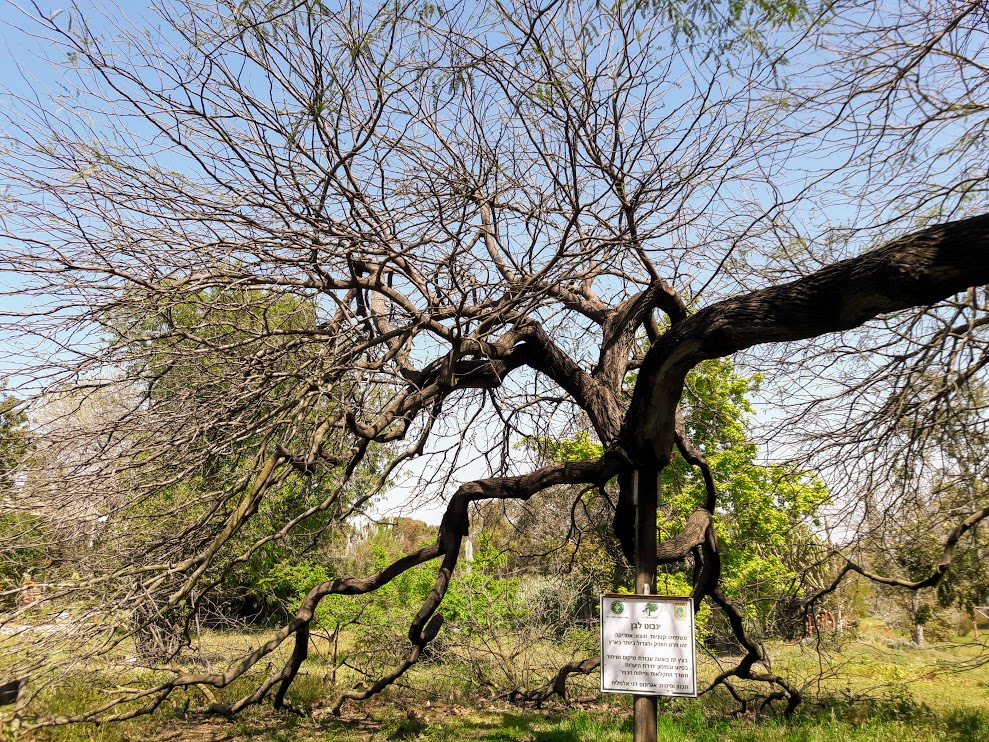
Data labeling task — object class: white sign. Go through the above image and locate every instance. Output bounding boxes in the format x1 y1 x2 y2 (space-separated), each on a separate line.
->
600 594 697 697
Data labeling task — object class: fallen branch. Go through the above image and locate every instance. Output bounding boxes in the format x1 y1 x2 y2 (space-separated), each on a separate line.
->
509 657 601 707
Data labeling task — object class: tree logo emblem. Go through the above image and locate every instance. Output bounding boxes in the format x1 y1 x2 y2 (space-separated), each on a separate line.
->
610 601 624 615
644 602 659 617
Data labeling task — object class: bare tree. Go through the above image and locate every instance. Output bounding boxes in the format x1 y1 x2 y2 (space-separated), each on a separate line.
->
1 0 988 730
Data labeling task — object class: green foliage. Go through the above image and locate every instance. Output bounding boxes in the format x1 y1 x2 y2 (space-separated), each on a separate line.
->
0 389 49 599
527 358 829 636
220 477 355 623
344 529 526 643
0 389 29 493
442 536 526 627
104 286 390 629
920 612 955 642
661 361 828 632
0 512 56 604
875 474 989 631
126 285 319 409
617 0 815 67
529 430 603 464
256 561 333 607
931 485 989 614
937 535 989 614
630 0 810 38
914 602 933 626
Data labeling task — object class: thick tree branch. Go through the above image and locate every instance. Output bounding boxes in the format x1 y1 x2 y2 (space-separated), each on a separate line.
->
595 279 688 390
707 590 802 716
624 212 989 465
657 509 713 565
801 504 989 614
509 656 601 707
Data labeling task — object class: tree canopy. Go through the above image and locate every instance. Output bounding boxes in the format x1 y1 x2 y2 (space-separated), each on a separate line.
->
1 0 988 730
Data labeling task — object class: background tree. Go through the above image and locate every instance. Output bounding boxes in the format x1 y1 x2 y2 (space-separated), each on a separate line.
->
0 389 44 605
516 360 829 640
0 0 987 730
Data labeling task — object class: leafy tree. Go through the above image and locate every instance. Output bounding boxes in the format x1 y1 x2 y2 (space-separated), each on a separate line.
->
0 391 29 493
113 287 387 645
0 390 44 602
522 360 828 638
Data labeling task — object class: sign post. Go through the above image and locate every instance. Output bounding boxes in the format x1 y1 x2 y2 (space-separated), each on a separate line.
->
603 467 697 740
600 595 697 697
635 468 658 741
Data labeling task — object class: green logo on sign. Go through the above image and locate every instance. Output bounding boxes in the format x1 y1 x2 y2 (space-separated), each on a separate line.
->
610 600 624 615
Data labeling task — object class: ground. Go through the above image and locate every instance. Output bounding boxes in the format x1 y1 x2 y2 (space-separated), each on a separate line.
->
18 631 989 741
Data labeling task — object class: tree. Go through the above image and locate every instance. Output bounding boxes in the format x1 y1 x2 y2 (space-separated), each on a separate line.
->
849 379 989 647
516 359 829 642
0 391 29 495
1 0 988 730
0 389 42 604
113 285 382 649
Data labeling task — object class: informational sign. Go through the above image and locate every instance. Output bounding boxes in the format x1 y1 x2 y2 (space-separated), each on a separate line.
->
600 594 696 697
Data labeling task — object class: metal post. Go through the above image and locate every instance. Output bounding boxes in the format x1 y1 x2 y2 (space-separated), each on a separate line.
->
633 467 658 742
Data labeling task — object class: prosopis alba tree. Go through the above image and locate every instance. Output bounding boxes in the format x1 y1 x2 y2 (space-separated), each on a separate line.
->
0 0 988 730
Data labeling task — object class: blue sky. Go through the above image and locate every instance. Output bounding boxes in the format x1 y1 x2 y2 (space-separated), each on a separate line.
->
1 0 983 527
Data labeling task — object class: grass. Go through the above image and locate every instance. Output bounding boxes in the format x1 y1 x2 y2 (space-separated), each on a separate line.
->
99 698 986 741
11 632 989 740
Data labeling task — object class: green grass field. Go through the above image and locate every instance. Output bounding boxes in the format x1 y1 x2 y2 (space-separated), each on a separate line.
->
12 630 989 741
